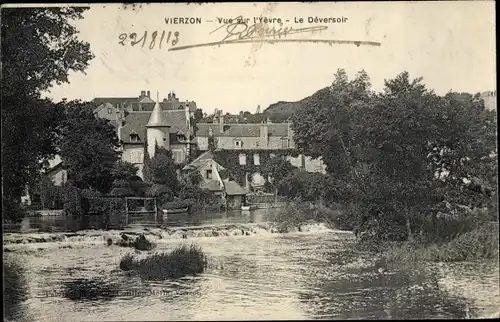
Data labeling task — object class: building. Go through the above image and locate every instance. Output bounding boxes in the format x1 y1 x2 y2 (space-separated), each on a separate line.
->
480 91 497 111
183 151 248 209
93 91 197 179
93 90 198 121
194 115 327 186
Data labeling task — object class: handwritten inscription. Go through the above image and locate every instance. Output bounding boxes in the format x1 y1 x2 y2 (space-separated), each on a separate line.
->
118 31 180 49
211 16 328 43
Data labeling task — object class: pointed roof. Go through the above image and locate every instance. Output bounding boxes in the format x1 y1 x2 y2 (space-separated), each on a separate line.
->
146 91 171 127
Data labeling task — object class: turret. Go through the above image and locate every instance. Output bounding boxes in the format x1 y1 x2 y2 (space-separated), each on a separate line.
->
146 91 171 157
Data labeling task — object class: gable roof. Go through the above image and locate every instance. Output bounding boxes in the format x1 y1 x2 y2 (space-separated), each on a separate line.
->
224 180 247 195
120 110 188 144
195 123 290 138
201 180 223 192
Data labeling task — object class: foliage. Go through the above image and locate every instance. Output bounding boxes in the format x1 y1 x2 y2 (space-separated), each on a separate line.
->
63 184 85 216
3 258 28 320
148 146 178 191
1 7 93 223
260 157 296 190
384 223 499 263
213 149 295 189
111 161 138 181
59 102 121 193
142 139 152 182
292 69 497 242
278 169 327 202
119 245 207 280
110 188 134 197
39 177 65 210
146 184 174 205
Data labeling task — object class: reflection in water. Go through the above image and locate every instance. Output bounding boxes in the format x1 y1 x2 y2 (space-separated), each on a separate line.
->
3 212 499 320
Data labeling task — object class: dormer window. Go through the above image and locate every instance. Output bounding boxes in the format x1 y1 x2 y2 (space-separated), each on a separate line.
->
234 139 242 148
130 133 139 142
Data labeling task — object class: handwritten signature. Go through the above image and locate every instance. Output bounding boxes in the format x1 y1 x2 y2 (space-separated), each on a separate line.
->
211 16 328 42
168 16 381 51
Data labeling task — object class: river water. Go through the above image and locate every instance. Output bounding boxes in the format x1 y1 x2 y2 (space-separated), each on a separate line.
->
3 209 499 321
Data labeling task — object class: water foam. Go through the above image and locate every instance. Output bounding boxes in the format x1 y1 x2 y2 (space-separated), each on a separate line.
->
3 222 352 248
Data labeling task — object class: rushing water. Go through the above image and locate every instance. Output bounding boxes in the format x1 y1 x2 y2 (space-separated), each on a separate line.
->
4 210 500 321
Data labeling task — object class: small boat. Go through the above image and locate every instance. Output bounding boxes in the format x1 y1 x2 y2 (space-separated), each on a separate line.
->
241 205 257 211
162 207 189 214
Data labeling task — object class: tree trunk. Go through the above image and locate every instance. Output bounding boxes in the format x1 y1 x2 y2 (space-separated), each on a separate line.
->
406 215 413 242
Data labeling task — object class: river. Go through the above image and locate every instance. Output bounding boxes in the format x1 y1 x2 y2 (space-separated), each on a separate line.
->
3 209 499 321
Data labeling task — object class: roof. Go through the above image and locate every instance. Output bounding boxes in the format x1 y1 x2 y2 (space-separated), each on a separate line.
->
184 151 213 169
130 101 197 112
120 110 188 144
92 97 138 107
92 97 197 112
147 101 171 127
224 180 247 195
195 123 290 138
201 180 223 192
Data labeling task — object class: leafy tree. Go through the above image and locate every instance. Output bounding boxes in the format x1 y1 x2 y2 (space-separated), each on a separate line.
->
193 108 204 121
279 170 327 203
1 7 93 222
292 69 497 242
260 157 296 196
149 146 178 192
59 102 121 193
142 139 152 182
112 161 138 181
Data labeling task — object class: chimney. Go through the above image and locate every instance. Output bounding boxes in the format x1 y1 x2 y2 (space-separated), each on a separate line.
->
219 114 224 133
140 90 146 97
260 120 268 148
147 90 150 98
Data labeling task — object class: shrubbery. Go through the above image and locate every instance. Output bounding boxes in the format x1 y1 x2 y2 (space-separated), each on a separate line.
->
384 223 499 263
119 245 207 280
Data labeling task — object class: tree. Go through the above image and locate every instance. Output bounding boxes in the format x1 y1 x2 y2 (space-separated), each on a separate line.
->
292 70 497 242
59 102 121 193
149 146 178 192
1 7 94 222
111 161 138 181
261 157 296 196
193 108 204 122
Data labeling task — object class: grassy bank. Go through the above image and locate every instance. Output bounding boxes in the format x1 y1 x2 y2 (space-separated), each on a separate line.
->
382 223 499 264
120 244 207 280
264 202 352 233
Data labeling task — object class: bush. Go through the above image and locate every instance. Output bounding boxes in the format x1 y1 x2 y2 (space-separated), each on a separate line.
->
146 183 174 205
119 245 207 280
110 187 134 197
119 253 136 271
384 223 499 263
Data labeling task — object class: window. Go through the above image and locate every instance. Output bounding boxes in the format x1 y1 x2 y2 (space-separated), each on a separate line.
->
173 150 184 164
130 134 139 142
108 108 112 114
281 138 289 149
253 153 260 165
239 153 247 165
206 169 213 179
130 151 142 164
234 139 242 148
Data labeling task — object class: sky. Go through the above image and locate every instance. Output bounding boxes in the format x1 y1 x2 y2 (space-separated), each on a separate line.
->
31 2 496 114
